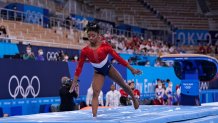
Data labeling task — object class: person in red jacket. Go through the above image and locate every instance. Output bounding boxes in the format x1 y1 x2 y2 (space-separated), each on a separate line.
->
128 81 140 99
120 88 128 97
69 21 141 117
119 88 128 106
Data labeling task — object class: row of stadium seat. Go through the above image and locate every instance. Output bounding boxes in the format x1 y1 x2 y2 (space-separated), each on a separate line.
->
144 0 209 30
1 19 84 49
84 0 169 30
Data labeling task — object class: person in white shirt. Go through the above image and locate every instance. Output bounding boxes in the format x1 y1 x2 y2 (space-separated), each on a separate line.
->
86 84 104 106
165 82 173 105
105 84 121 107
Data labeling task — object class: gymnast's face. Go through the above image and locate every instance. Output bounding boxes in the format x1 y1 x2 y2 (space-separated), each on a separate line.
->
88 31 99 44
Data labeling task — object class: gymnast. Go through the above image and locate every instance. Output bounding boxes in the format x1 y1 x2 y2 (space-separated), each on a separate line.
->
69 21 141 117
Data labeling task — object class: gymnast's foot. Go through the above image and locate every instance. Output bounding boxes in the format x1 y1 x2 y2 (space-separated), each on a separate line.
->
133 99 139 109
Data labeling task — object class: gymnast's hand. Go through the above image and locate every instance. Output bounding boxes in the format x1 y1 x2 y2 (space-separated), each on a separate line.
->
131 69 142 75
127 65 142 75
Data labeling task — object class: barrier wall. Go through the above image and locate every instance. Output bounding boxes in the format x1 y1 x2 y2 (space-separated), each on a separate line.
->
0 59 69 99
0 58 217 115
201 90 218 103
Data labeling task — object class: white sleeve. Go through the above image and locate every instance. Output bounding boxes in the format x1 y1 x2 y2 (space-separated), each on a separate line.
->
105 92 109 106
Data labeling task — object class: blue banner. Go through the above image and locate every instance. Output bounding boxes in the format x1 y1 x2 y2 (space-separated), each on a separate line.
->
0 59 70 99
173 30 209 45
23 4 48 26
181 80 199 96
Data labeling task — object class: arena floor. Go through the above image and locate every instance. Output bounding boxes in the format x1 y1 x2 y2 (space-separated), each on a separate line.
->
0 103 218 123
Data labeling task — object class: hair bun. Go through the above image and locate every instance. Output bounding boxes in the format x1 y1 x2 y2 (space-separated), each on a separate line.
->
86 21 100 33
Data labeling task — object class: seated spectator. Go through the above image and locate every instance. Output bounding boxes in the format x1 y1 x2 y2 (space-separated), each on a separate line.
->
35 49 45 61
119 88 128 106
165 81 173 105
73 55 79 62
206 44 213 54
153 82 165 105
154 58 162 67
65 16 73 29
23 45 35 60
173 85 181 105
198 44 206 54
57 50 65 61
0 26 7 35
128 81 140 99
62 54 69 62
105 84 121 107
86 83 104 106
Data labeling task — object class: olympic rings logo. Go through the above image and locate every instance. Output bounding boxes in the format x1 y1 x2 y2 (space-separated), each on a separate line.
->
8 75 40 99
184 85 191 89
25 10 43 24
47 52 59 61
183 83 193 90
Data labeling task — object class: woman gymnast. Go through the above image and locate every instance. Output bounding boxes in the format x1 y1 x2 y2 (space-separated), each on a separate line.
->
69 21 142 117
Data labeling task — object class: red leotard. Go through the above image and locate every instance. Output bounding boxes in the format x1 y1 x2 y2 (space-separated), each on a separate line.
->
75 42 128 77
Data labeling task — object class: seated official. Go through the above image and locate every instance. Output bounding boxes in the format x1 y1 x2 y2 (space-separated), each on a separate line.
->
105 84 121 107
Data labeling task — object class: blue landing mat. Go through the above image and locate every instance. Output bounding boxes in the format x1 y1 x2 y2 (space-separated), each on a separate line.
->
0 105 218 123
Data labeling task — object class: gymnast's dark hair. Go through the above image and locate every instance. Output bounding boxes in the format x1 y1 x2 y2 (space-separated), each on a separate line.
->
86 21 100 33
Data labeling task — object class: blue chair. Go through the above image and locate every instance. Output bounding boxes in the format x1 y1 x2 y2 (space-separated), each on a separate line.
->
39 104 51 113
10 106 22 116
